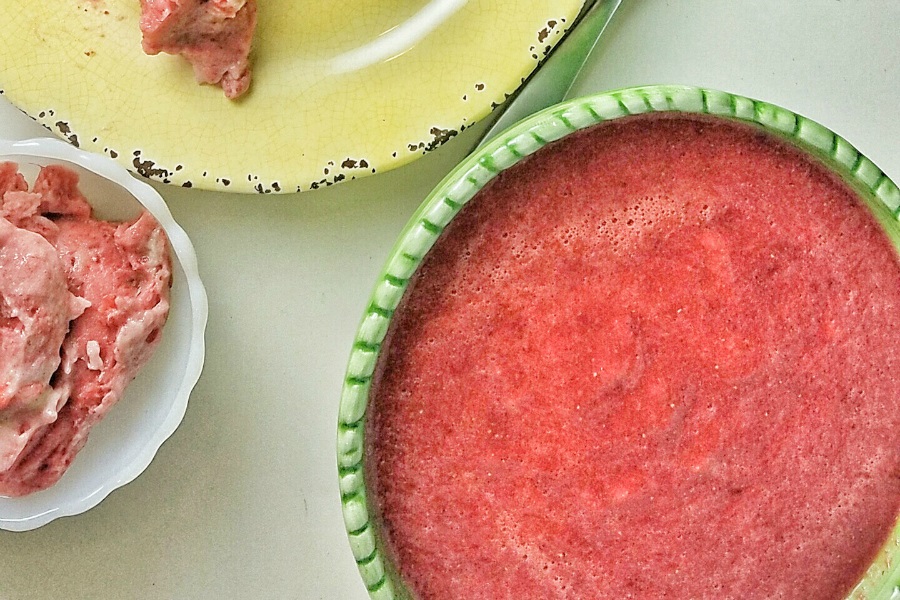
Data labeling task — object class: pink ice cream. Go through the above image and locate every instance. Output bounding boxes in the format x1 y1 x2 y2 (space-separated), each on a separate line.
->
0 162 171 497
140 0 257 99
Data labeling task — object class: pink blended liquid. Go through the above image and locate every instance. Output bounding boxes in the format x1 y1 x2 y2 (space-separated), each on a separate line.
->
366 114 900 600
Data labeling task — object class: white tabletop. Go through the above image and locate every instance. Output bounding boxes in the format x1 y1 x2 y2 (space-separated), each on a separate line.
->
1 1 897 598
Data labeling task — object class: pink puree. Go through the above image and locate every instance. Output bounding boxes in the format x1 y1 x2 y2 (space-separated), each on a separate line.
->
0 163 170 497
366 115 900 599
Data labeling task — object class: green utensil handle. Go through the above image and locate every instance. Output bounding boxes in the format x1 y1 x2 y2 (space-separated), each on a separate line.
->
475 0 624 149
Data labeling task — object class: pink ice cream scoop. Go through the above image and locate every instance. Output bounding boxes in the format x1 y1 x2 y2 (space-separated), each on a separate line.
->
0 163 171 497
139 0 257 99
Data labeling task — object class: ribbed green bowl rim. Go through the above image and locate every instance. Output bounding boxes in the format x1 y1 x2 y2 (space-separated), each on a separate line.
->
337 84 900 600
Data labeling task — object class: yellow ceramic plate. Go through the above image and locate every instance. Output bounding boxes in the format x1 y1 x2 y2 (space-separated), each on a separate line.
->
0 0 583 194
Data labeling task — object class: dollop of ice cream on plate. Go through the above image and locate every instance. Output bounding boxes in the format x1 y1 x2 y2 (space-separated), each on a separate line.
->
139 0 257 99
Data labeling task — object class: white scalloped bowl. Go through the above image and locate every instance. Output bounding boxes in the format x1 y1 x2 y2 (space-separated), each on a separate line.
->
0 137 207 531
339 86 900 599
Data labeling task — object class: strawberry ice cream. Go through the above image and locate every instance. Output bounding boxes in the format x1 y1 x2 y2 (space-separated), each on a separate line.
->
140 0 257 99
0 162 171 497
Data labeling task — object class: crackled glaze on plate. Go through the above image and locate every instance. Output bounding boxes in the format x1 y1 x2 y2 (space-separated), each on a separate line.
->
338 86 900 600
0 0 583 194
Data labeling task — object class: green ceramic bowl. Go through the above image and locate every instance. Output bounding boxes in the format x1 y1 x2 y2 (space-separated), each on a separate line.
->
337 85 900 600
